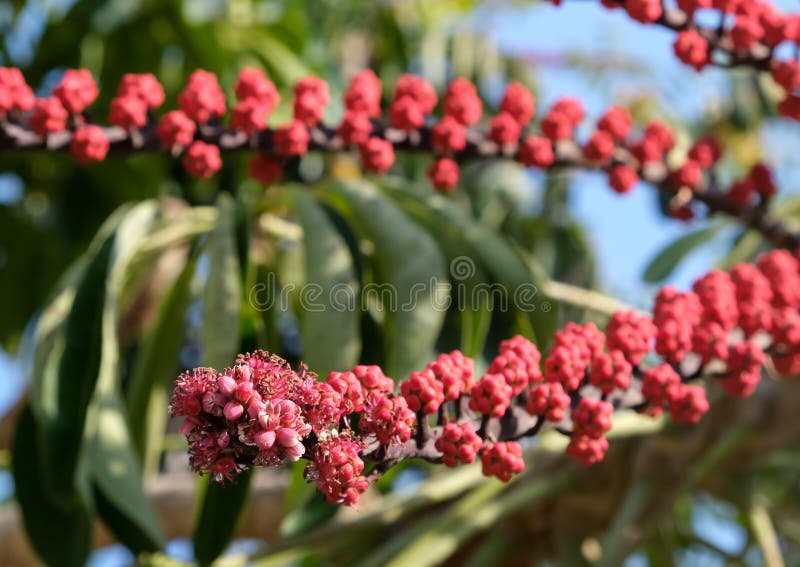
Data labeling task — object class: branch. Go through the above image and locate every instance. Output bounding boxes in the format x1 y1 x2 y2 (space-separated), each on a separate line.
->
164 242 800 515
749 497 786 567
2 67 798 250
573 0 776 72
252 377 800 565
2 119 797 249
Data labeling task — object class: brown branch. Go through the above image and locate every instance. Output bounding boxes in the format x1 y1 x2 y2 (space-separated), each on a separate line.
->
583 0 774 72
2 120 797 250
359 352 711 478
254 377 800 566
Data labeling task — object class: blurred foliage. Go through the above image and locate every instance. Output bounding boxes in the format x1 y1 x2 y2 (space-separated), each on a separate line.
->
0 0 538 349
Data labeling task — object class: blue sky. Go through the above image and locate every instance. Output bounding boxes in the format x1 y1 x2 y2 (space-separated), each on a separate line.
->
489 0 800 300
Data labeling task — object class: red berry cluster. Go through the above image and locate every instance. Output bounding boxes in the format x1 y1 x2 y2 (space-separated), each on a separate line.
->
547 0 800 121
480 441 526 482
171 248 800 505
305 430 369 507
1 66 784 230
568 398 614 465
435 422 483 467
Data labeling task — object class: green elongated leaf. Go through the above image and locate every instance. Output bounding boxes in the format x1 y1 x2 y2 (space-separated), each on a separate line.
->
85 202 165 553
12 405 92 567
88 393 165 553
15 210 132 566
379 187 493 357
721 195 800 268
381 181 556 347
235 198 251 286
286 187 360 375
246 33 311 85
37 229 115 502
254 465 485 563
132 206 218 262
127 249 198 473
643 224 723 283
459 290 493 359
193 470 254 567
202 194 242 369
280 461 339 538
463 529 514 567
27 205 132 496
254 263 286 354
721 229 764 269
322 179 448 378
191 196 247 565
359 471 573 567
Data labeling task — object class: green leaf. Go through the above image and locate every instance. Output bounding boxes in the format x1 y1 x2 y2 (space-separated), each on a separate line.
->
85 202 165 553
12 405 93 567
88 394 165 554
202 194 242 369
254 465 485 564
190 196 247 565
234 198 251 286
37 227 116 502
376 186 493 357
322 179 448 378
246 34 311 85
720 196 800 269
14 213 127 566
643 224 723 283
381 181 556 347
358 471 573 567
721 229 764 269
127 249 198 473
286 187 360 375
280 461 339 538
193 471 254 567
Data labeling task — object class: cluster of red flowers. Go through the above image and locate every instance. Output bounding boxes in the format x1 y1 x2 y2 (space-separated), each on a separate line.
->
548 0 800 120
0 66 780 218
171 248 800 506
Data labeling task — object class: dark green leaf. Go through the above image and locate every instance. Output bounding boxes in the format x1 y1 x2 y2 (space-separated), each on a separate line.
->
287 187 360 374
377 186 493 357
643 225 722 283
12 405 92 567
235 197 251 286
280 462 339 538
85 202 164 553
380 181 556 347
38 229 115 502
202 194 242 369
193 471 254 566
322 179 448 378
127 250 198 473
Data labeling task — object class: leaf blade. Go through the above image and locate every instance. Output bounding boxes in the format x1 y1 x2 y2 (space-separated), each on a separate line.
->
12 405 93 567
643 224 722 283
201 194 243 369
85 201 165 553
193 471 254 567
323 179 448 378
287 187 361 375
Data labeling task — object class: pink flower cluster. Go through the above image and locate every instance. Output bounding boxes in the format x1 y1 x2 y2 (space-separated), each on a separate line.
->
171 353 416 505
172 256 800 506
